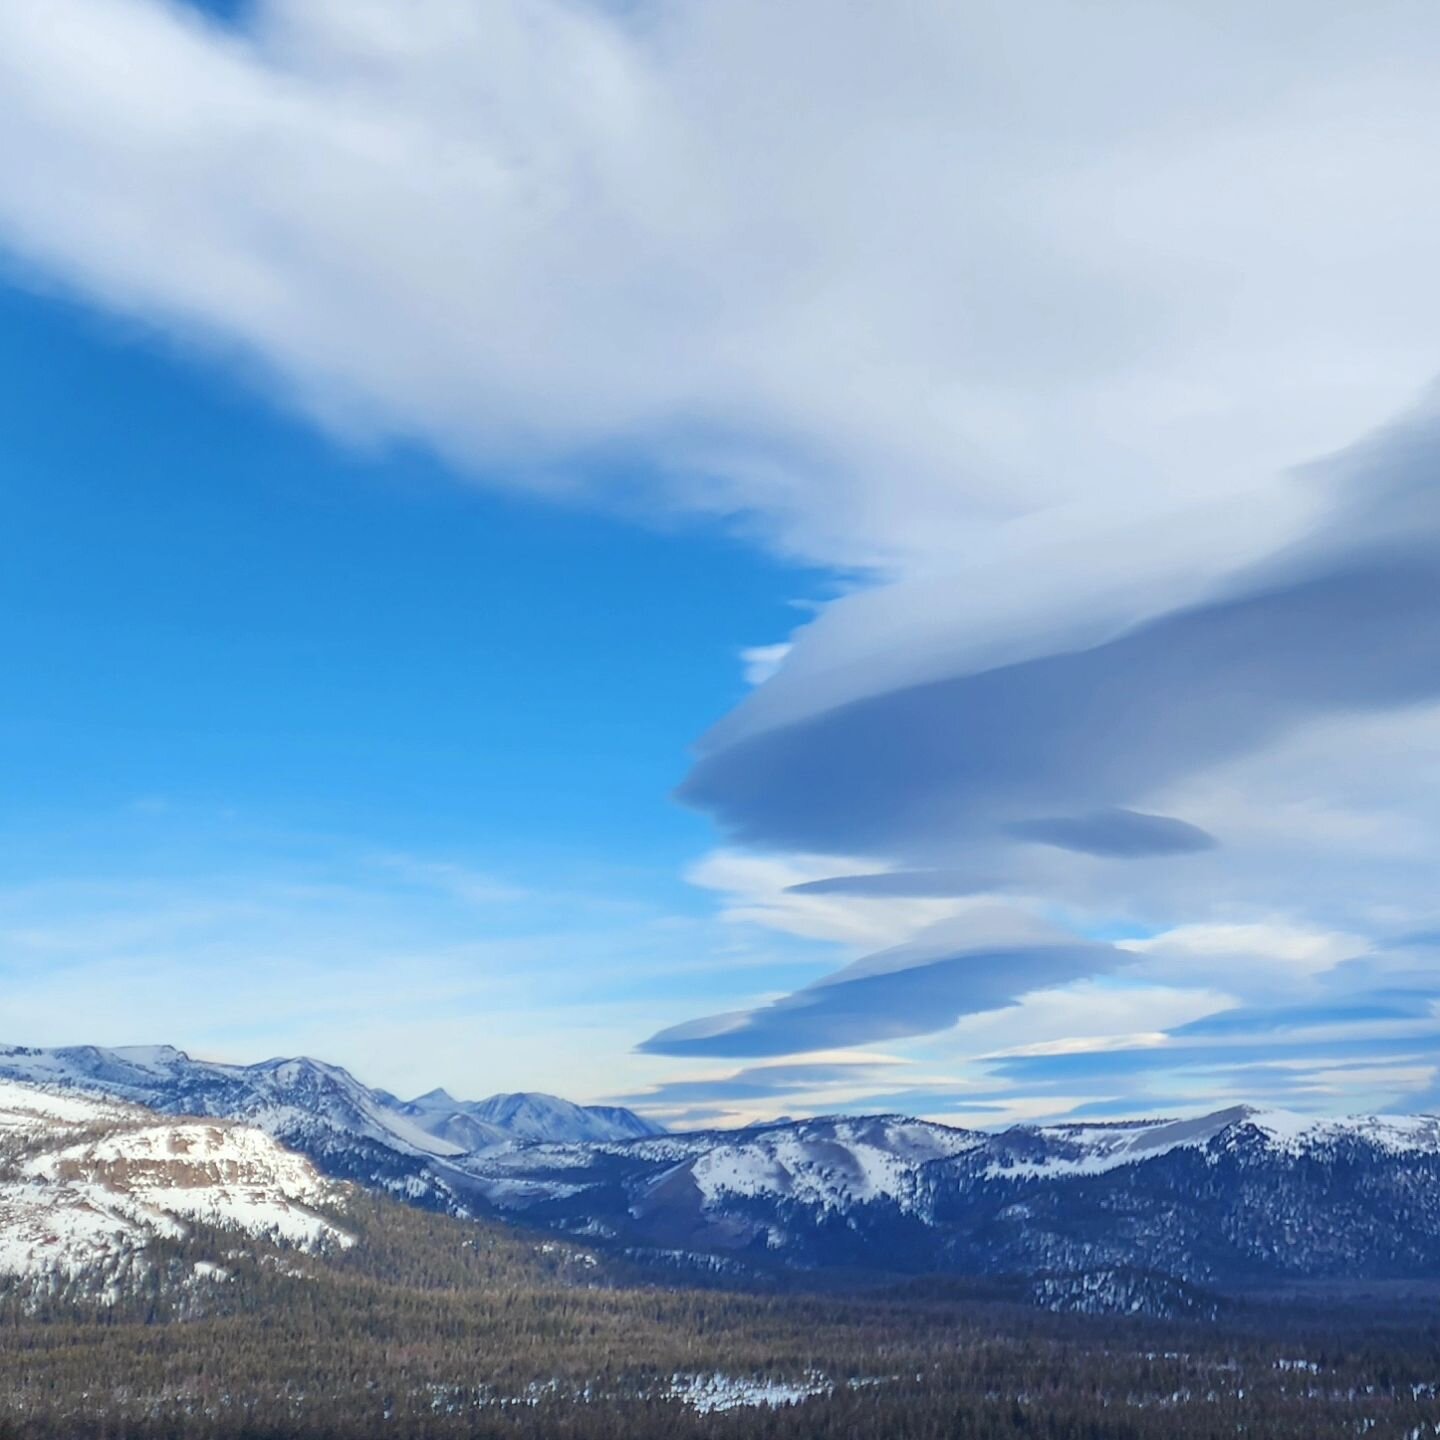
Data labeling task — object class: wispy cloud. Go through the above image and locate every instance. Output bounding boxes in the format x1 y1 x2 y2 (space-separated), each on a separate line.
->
0 858 758 1107
369 854 532 907
738 643 792 687
685 849 972 948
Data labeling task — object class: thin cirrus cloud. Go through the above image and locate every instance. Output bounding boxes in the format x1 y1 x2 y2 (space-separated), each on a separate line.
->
1169 993 1440 1040
974 953 1440 1101
984 1034 1439 1094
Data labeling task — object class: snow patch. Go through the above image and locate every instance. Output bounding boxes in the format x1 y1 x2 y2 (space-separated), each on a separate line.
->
663 1373 833 1412
0 1080 351 1292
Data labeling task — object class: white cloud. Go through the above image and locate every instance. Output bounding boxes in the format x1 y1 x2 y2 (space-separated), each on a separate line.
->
1120 921 1368 993
685 849 972 948
949 980 1236 1062
1 0 1438 597
738 642 791 687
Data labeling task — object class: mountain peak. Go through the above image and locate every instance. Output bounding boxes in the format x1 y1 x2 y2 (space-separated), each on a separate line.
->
469 1090 663 1141
106 1044 189 1066
0 1042 663 1165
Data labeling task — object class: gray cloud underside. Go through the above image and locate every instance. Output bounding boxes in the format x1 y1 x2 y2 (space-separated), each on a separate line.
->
639 940 1116 1058
1007 809 1217 857
1173 991 1438 1038
621 1059 897 1108
682 529 1440 862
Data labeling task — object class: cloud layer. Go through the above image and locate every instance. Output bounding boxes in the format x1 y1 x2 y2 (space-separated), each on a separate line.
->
664 420 1440 1108
641 922 1122 1059
683 424 1440 869
3 0 1439 577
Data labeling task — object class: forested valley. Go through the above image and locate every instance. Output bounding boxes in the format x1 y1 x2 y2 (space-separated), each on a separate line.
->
4 1189 1440 1439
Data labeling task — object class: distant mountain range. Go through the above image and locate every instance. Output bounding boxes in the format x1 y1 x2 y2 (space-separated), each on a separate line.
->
457 1107 1440 1293
386 1085 661 1147
6 1041 1440 1305
0 1043 662 1213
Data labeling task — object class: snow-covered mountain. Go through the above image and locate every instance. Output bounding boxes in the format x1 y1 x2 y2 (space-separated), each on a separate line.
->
0 1044 479 1212
454 1113 987 1267
988 1105 1440 1178
0 1044 661 1214
0 1043 458 1153
0 1079 351 1297
455 1104 1440 1291
9 1041 1440 1299
391 1087 664 1147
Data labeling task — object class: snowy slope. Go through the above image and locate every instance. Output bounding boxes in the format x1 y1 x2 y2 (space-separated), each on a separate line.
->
454 1114 988 1267
0 1046 661 1156
458 1091 663 1143
0 1044 464 1158
454 1103 1440 1288
0 1044 664 1218
0 1080 350 1292
583 1103 666 1140
12 1041 1440 1296
686 1115 982 1211
987 1105 1440 1179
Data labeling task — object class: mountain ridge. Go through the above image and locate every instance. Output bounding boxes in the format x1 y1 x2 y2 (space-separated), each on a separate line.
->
0 1078 352 1297
0 1042 662 1145
7 1041 1440 1300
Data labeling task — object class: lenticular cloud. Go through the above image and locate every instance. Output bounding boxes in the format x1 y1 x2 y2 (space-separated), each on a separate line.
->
682 407 1440 875
665 407 1440 1064
640 929 1121 1059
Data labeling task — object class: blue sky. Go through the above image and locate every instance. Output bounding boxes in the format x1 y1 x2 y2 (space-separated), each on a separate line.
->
0 268 839 1106
3 0 1440 1126
0 279 805 871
